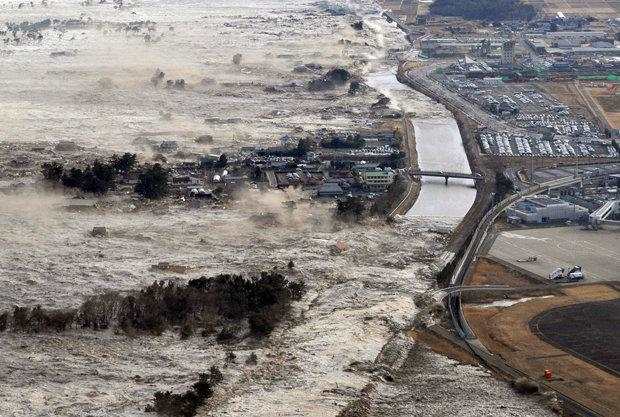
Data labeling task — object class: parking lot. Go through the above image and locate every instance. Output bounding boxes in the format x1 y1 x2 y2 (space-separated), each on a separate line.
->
488 226 620 282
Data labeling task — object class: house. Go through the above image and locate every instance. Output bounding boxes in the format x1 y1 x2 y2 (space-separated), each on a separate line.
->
317 182 345 197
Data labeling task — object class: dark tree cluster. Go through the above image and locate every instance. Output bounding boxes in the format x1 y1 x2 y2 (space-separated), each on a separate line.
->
145 366 223 417
320 133 365 149
429 0 537 22
134 163 170 200
0 272 305 340
41 152 138 195
336 196 366 221
494 171 515 203
42 154 170 199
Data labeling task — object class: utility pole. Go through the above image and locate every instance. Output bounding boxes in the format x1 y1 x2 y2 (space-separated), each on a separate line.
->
530 152 535 184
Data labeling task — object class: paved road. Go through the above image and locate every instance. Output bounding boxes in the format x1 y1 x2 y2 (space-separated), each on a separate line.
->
489 226 620 283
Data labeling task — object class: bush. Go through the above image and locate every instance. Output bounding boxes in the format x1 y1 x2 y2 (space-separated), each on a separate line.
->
245 352 258 365
145 367 222 417
0 312 8 332
336 197 366 221
42 162 64 182
180 322 194 340
215 154 228 169
135 163 170 199
111 152 137 174
512 377 540 395
216 327 237 343
61 167 85 188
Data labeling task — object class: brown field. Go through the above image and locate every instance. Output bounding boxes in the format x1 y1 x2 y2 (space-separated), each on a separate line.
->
465 283 620 417
525 0 620 18
537 82 592 117
467 257 544 287
538 81 620 130
589 86 620 129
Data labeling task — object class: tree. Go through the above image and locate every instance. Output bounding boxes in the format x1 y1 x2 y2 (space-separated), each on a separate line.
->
336 197 366 220
111 153 137 174
495 172 514 202
429 0 537 22
215 154 228 169
135 163 169 199
80 170 109 194
296 138 315 156
61 167 85 188
42 162 64 182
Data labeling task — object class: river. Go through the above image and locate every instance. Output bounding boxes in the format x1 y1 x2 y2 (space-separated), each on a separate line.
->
364 67 476 223
406 117 477 220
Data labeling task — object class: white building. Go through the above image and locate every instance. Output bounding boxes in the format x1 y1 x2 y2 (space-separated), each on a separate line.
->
359 168 395 191
589 199 620 228
507 196 588 224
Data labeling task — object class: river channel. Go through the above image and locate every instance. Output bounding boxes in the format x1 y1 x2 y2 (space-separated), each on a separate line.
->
365 68 477 222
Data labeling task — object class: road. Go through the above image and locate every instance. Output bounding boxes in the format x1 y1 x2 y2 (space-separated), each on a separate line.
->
400 64 582 143
489 227 620 283
445 173 605 417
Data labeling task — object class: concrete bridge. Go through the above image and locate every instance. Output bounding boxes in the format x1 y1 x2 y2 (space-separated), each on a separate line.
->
408 169 483 185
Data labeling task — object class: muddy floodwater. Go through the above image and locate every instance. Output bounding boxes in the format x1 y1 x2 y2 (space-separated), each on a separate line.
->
406 117 477 221
0 1 553 417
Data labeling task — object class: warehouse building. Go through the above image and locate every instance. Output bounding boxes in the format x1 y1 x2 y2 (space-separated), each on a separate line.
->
506 196 589 224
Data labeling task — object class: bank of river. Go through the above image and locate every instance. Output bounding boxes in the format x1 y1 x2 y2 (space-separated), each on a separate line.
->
364 66 476 222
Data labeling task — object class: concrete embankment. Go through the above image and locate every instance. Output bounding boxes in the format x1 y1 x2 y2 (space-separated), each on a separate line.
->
388 117 421 217
396 65 494 253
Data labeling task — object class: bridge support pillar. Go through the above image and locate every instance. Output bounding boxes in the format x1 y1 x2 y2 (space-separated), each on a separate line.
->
444 176 449 186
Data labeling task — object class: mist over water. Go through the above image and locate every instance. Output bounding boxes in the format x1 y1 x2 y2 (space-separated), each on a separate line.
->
0 2 553 417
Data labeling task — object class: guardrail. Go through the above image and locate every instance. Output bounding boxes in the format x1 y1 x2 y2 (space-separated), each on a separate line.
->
448 175 582 339
445 174 604 417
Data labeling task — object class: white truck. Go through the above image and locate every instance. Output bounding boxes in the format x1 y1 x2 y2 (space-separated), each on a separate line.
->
548 266 585 282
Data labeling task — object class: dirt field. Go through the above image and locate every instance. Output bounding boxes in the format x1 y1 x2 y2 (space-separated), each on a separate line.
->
588 86 620 129
467 257 544 287
524 0 620 18
465 283 620 417
531 298 620 375
537 82 594 119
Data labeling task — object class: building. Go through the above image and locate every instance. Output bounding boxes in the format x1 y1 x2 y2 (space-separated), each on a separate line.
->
506 196 589 224
545 31 609 44
420 37 507 58
501 40 516 67
359 168 395 191
317 182 345 197
589 199 620 228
